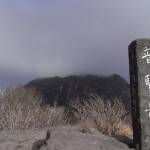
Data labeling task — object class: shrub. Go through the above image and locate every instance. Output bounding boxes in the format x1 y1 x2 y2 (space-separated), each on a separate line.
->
0 86 132 136
68 95 132 136
0 85 67 130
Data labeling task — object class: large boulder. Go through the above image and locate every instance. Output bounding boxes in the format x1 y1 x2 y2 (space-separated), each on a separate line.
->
32 126 133 150
0 127 49 150
0 126 134 150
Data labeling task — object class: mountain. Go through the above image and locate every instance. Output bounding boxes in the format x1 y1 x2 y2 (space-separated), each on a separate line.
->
26 74 131 111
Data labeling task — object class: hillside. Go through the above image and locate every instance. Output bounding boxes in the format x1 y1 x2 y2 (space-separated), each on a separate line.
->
26 74 131 111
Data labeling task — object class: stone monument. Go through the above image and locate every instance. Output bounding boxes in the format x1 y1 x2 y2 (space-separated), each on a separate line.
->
129 39 150 150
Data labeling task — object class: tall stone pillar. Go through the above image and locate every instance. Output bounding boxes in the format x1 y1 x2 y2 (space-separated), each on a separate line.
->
129 39 150 150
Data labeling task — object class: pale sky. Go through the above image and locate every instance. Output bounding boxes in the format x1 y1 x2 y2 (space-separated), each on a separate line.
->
0 0 150 87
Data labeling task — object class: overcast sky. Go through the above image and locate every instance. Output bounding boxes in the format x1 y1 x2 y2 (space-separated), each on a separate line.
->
0 0 150 87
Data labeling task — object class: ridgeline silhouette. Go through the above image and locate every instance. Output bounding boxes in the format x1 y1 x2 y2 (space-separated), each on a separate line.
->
26 74 131 111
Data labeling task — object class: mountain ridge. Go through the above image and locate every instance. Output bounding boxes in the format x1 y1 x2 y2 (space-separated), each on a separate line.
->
26 74 131 111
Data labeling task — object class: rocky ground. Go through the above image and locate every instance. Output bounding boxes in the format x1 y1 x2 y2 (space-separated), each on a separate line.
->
0 126 134 150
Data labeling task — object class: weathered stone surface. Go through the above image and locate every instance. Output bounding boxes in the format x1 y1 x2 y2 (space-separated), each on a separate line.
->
129 39 150 150
32 126 131 150
0 127 49 150
0 126 133 150
112 134 133 148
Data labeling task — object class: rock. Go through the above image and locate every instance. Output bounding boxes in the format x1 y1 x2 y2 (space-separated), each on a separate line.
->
79 127 101 135
0 126 133 150
112 134 134 148
0 127 49 150
33 126 131 150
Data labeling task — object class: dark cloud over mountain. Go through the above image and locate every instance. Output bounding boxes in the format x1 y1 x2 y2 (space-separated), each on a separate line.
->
0 0 150 86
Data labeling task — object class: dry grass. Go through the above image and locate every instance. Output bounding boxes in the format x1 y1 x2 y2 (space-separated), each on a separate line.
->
0 86 67 130
68 95 132 136
0 86 132 136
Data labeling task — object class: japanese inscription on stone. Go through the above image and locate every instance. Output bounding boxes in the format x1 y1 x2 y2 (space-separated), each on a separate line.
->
129 39 150 150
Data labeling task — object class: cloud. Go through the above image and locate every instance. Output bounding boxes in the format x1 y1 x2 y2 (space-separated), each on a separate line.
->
0 0 150 82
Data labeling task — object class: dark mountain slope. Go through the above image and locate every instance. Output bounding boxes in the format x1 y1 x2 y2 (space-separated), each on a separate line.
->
26 74 131 111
